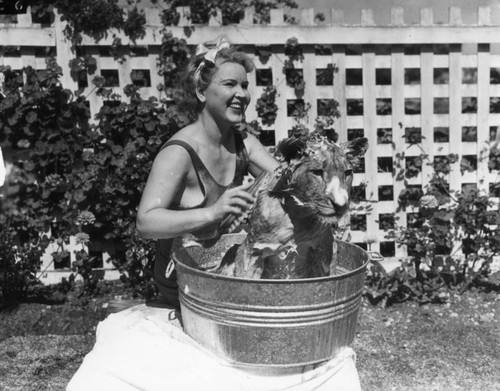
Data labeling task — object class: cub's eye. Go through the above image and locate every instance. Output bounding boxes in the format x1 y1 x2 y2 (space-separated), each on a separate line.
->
311 169 324 177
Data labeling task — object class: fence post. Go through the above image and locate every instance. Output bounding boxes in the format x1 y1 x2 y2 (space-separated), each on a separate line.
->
391 7 404 26
148 45 163 101
208 9 222 26
86 46 101 121
176 6 190 26
269 9 286 142
300 8 315 26
242 6 254 25
478 6 491 26
361 9 375 26
144 7 161 26
477 8 492 195
391 44 406 258
16 6 32 26
53 8 78 92
330 7 346 146
420 45 434 186
302 43 316 131
420 8 433 26
270 44 287 142
270 9 284 26
332 44 346 142
449 7 462 26
244 45 258 122
360 7 378 249
331 9 344 26
477 43 491 194
300 8 316 132
362 44 379 252
449 43 462 194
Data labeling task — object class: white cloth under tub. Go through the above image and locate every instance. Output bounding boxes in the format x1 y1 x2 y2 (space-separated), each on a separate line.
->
66 304 362 391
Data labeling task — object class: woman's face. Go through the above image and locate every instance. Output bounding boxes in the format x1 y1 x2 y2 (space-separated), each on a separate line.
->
202 61 251 126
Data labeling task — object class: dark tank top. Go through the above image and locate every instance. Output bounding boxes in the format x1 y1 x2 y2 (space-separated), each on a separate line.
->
154 131 249 307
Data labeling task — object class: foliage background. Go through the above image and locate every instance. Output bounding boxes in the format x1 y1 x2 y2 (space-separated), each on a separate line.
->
0 0 307 307
1 0 499 309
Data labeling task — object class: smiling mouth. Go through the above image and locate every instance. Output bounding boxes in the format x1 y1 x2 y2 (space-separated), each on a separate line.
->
229 103 244 111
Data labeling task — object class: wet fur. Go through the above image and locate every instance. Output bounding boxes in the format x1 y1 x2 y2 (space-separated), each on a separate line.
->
217 134 368 279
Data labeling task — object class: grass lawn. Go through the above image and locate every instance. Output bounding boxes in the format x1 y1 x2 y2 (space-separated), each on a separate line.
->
0 286 498 391
354 291 500 390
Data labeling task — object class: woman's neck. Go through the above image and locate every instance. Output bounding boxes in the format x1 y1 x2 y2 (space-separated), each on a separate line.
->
196 113 234 147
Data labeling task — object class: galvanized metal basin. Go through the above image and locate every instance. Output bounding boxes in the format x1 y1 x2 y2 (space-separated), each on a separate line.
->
172 233 369 368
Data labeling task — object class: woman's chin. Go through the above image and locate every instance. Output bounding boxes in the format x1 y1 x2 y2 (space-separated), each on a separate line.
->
227 114 244 124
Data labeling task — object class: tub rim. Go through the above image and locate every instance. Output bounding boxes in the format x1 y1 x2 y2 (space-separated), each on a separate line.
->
172 236 370 284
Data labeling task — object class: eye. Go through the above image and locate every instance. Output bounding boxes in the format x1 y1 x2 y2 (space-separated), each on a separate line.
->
311 169 323 177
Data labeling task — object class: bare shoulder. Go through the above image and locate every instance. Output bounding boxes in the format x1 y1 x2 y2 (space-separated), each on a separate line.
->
153 127 200 174
165 125 202 152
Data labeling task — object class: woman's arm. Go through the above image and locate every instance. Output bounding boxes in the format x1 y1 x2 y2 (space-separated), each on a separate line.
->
243 133 280 176
136 145 254 239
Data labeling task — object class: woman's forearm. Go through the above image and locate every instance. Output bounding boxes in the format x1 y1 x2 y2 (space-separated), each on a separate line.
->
136 207 216 240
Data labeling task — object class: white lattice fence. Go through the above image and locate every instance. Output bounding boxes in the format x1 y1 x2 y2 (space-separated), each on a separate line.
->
1 5 500 282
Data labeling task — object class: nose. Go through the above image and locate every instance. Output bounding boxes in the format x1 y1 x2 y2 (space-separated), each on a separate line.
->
235 84 250 100
325 177 349 207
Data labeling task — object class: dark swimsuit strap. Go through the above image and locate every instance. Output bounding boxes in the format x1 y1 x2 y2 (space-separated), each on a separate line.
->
161 139 225 198
160 131 249 189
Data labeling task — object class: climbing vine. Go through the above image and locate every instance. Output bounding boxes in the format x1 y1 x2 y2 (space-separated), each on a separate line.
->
31 0 145 44
283 37 305 98
160 0 298 26
255 86 278 127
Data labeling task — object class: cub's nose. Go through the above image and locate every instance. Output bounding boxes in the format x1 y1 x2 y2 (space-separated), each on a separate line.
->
325 177 349 208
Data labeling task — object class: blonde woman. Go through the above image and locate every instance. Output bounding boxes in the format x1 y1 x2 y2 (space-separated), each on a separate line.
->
136 36 278 308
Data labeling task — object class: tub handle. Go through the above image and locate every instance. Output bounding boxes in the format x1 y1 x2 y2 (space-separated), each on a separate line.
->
165 259 176 278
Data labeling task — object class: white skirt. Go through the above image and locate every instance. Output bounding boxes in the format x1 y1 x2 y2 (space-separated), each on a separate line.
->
67 304 362 391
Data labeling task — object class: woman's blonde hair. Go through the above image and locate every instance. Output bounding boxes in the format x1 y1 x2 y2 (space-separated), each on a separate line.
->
174 44 254 120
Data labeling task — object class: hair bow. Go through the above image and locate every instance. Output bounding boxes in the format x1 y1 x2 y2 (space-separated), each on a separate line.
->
195 35 231 64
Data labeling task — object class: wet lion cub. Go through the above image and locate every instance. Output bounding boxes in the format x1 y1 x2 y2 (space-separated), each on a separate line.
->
217 133 368 279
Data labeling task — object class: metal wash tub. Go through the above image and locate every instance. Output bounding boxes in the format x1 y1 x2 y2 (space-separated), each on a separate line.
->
172 233 369 368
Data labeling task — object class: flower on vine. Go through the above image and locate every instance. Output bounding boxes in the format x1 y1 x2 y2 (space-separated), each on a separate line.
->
45 174 63 187
419 195 439 209
17 139 31 149
77 211 96 225
75 232 90 245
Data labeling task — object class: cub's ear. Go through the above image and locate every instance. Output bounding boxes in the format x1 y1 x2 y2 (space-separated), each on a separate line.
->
276 137 308 162
342 137 368 158
342 137 368 171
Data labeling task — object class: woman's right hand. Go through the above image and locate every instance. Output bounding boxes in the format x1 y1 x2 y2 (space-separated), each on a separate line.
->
209 182 255 223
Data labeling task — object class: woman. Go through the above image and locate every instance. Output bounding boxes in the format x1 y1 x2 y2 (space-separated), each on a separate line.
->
68 37 361 391
136 36 279 307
